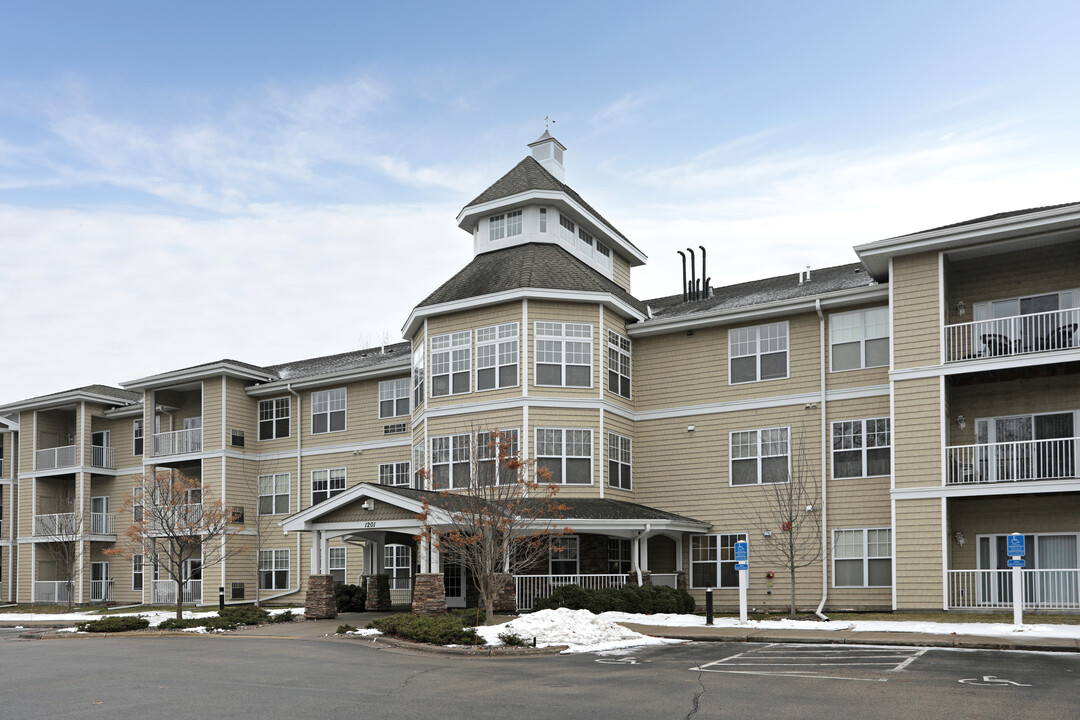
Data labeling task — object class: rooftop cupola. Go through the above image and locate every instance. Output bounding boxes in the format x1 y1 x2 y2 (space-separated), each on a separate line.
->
527 130 566 181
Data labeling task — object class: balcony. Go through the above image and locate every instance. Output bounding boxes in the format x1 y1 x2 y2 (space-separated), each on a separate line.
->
948 569 1079 610
35 445 76 471
90 579 114 603
34 580 74 604
514 573 628 611
90 445 115 469
945 307 1080 363
947 437 1078 485
150 579 202 604
34 513 78 536
152 427 202 457
90 512 115 535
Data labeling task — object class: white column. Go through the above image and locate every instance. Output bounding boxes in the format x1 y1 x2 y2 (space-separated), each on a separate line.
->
640 534 650 573
320 534 330 575
675 536 684 571
418 538 430 574
310 530 322 575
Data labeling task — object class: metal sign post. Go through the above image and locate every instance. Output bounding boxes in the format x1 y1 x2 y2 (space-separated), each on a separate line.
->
1008 533 1025 626
735 541 749 623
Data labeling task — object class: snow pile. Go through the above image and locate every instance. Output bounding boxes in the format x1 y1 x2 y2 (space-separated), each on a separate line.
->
345 628 382 637
474 608 683 653
0 606 306 633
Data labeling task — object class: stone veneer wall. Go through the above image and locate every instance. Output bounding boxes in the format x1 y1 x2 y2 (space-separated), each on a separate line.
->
364 574 392 611
493 573 516 613
412 573 447 615
304 575 337 619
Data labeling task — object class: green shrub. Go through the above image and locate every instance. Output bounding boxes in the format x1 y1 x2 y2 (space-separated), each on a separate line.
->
268 610 296 624
337 624 357 634
335 584 366 612
158 617 206 630
218 605 270 625
203 617 239 631
532 583 695 615
76 616 151 633
448 607 486 625
497 631 530 647
366 613 485 645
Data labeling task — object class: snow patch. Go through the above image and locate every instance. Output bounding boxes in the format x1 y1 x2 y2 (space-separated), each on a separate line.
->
474 608 684 654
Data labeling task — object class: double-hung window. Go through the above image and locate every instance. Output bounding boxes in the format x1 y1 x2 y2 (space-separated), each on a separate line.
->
609 538 631 574
537 428 592 484
488 210 522 242
259 549 290 590
312 468 346 504
133 419 143 456
476 322 519 390
258 473 290 515
831 308 889 371
730 427 789 485
607 432 632 490
412 341 425 407
607 330 631 398
132 554 143 591
690 533 747 588
329 547 347 585
431 331 471 396
431 434 471 490
833 529 892 587
832 419 891 478
413 441 425 489
535 322 592 387
729 322 788 383
379 462 411 487
258 397 291 440
550 536 579 575
378 379 410 418
476 429 519 485
311 389 346 434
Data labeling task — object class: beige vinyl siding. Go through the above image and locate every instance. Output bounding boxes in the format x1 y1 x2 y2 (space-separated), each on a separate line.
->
224 377 258 449
946 374 1080 447
894 497 944 609
528 300 604 398
250 392 296 451
19 410 35 471
322 497 415 523
612 253 632 292
947 493 1080 570
426 302 524 408
602 307 634 409
825 301 891 390
602 411 636 501
528 406 602 498
301 375 407 449
893 377 941 489
202 379 222 452
891 252 941 369
826 474 892 608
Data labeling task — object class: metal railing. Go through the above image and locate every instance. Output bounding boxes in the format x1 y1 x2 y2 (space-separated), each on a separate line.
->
945 307 1080 363
90 445 115 469
90 579 114 603
948 569 1080 610
152 428 203 457
90 512 115 535
946 437 1077 484
149 504 203 531
389 577 412 607
34 513 78 536
651 573 679 588
150 579 203 604
514 573 628 611
35 445 77 471
34 580 74 604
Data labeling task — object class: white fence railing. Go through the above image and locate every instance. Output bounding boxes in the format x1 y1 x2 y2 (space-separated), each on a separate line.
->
151 579 203 604
152 428 203 457
35 445 77 471
90 579 114 603
35 580 74 604
948 569 1080 610
90 445 115 469
91 512 115 535
514 574 628 611
947 437 1077 484
651 573 679 588
389 577 412 607
945 308 1080 363
34 513 78 536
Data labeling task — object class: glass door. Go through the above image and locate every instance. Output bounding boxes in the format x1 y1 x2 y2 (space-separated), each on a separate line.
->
443 559 465 608
90 561 109 601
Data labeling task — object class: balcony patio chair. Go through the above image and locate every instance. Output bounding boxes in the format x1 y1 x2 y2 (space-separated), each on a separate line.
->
1047 322 1078 350
980 333 1012 357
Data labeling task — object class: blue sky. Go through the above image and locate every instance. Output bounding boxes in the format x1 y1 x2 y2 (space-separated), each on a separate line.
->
2 1 1080 402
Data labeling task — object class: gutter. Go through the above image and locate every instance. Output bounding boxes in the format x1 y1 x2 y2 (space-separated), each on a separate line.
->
814 299 829 620
287 384 303 598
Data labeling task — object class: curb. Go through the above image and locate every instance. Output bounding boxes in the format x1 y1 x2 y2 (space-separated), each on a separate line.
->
337 633 569 657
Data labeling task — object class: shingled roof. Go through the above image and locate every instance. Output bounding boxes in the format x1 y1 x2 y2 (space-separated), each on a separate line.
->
263 342 411 381
416 243 649 315
464 156 632 246
892 201 1080 238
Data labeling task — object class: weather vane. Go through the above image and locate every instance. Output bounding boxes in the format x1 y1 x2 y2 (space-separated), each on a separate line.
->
545 116 556 129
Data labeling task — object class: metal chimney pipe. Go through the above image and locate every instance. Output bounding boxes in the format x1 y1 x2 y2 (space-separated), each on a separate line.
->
677 251 687 302
699 246 707 301
687 248 696 300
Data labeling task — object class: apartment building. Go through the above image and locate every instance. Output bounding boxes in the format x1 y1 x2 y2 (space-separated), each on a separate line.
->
1 132 1077 613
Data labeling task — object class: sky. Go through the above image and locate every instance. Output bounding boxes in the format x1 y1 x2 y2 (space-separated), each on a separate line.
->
2 1 1080 403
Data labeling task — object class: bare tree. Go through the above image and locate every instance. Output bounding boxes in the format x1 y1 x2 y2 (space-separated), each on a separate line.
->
415 428 572 624
107 466 246 620
739 429 822 616
34 486 83 611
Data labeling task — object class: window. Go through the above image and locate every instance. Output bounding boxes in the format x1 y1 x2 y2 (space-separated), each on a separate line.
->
607 330 631 398
258 473 290 515
833 529 892 587
379 462 411 487
378 379 410 418
609 538 631 574
384 422 407 434
258 397 291 440
476 322 519 390
831 308 889 371
431 331 471 396
535 322 592 387
559 214 575 243
973 290 1077 353
550 536 579 575
731 427 789 485
537 428 592 484
132 487 143 522
539 207 547 232
231 582 245 600
488 210 522 242
259 549 290 591
595 241 613 272
577 227 594 258
412 341 425 407
607 432 631 490
730 322 788 383
312 468 346 504
132 554 143 591
329 547 347 585
385 545 411 590
311 389 346 434
691 533 747 588
413 441 425 490
230 429 245 447
133 419 143 456
832 419 891 478
432 434 471 490
477 429 519 485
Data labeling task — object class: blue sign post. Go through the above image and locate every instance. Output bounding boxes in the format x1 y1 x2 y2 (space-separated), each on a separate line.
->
1008 533 1026 626
734 541 749 622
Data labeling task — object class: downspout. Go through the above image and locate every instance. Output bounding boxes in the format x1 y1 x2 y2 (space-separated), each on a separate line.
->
635 524 652 586
287 384 303 596
814 299 829 620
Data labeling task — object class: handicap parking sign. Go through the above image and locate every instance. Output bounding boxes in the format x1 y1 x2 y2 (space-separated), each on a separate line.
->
1007 534 1025 557
735 541 748 564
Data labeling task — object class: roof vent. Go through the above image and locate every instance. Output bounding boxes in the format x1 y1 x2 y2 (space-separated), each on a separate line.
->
528 130 566 182
798 265 812 285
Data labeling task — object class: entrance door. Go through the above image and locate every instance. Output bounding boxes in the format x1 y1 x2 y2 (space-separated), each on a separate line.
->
90 561 109 601
90 496 109 534
443 559 465 608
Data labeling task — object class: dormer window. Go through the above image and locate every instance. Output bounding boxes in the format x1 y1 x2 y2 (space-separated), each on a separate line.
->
559 214 575 243
577 228 594 257
539 208 547 232
489 210 522 242
596 241 612 271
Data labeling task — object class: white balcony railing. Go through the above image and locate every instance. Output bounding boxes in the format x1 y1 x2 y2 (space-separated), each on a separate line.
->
651 573 679 588
149 504 203 532
947 437 1078 484
948 569 1080 610
35 445 77 471
151 579 202 604
945 307 1080 363
514 573 628 611
152 428 202 457
34 513 78 536
90 512 115 535
90 579 114 603
34 580 74 604
389 577 412 607
90 445 115 469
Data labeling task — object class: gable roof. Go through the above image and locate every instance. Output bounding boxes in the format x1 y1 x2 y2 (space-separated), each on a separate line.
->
0 384 142 412
263 342 411 382
892 201 1080 239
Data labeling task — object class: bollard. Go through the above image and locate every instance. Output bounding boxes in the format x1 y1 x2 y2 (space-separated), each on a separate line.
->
705 588 714 626
219 586 225 613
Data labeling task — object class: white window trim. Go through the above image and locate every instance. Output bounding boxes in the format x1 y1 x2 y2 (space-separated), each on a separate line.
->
690 533 748 589
728 321 790 385
378 378 410 419
259 548 291 591
257 473 290 515
378 462 412 487
475 322 520 392
133 419 143 456
132 553 143 591
607 431 632 490
311 467 347 505
328 547 347 584
412 341 425 408
549 535 580 575
258 397 292 440
534 321 594 389
832 528 892 588
310 388 347 434
606 329 631 399
829 307 890 373
729 426 791 487
831 417 891 479
430 433 471 490
535 427 594 485
430 331 472 397
975 532 1080 570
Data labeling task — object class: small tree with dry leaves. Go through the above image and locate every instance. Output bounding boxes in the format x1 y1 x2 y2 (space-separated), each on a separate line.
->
33 486 83 610
107 466 246 620
739 428 822 616
415 428 572 624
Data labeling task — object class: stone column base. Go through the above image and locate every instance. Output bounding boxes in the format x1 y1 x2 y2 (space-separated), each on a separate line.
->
305 575 337 619
626 570 652 586
411 573 447 615
364 574 392 611
492 573 517 614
